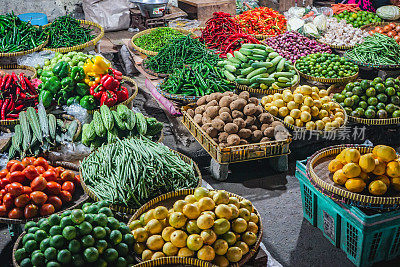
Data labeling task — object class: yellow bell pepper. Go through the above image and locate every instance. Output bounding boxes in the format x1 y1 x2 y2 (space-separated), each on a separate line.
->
83 56 110 86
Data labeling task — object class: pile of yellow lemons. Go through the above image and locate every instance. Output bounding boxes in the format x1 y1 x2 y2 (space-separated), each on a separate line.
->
261 85 345 131
328 145 400 195
129 187 259 266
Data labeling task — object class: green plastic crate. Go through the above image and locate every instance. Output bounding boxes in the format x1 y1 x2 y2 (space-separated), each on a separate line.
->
296 159 400 267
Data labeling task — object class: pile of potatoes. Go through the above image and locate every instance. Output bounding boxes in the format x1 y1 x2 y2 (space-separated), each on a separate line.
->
186 91 289 148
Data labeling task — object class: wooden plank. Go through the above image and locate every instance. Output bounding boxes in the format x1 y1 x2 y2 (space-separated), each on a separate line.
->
178 0 232 7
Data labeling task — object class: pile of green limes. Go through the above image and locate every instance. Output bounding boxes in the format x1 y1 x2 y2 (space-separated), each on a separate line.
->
333 10 382 28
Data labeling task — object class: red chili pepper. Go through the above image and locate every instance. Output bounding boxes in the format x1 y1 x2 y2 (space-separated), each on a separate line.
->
3 75 11 91
7 95 14 111
7 114 19 119
100 90 117 107
115 86 129 103
14 105 24 113
89 84 104 100
1 99 9 120
24 77 37 95
100 74 120 91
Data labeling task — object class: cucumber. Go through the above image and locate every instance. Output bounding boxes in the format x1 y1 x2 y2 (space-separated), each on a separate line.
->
268 52 280 59
251 62 273 69
235 78 251 85
251 49 268 56
224 65 236 73
284 62 294 70
217 61 227 67
276 82 292 88
291 74 299 85
270 56 283 67
274 72 294 78
256 77 275 85
227 53 241 64
234 51 248 62
266 66 277 74
241 67 255 76
249 83 259 88
276 58 286 72
241 63 251 68
264 46 274 53
249 73 269 84
278 77 290 83
246 67 267 79
247 55 266 61
224 70 236 81
242 43 267 50
271 83 280 90
239 48 253 56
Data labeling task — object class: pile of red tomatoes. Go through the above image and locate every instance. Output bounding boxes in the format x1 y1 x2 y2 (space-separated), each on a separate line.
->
368 23 400 44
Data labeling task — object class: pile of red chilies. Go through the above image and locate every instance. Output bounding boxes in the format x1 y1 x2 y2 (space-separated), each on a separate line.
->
200 12 260 58
0 72 38 120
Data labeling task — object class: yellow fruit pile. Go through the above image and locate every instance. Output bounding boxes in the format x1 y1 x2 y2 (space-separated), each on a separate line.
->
328 145 400 195
129 187 259 266
261 85 345 131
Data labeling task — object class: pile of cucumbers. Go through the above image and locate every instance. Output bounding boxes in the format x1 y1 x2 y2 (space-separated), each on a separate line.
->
219 43 299 91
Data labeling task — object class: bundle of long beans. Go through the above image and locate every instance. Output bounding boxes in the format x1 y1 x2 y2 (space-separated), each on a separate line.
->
81 137 198 209
134 27 185 52
47 15 94 48
144 35 220 74
0 13 47 53
346 33 400 65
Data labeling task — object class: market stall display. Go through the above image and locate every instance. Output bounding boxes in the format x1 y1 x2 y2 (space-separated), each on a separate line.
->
129 187 262 265
285 7 329 38
262 85 347 131
13 201 136 266
295 53 359 84
37 52 93 73
220 43 299 93
81 105 163 148
80 137 201 213
263 31 331 62
331 3 361 14
0 14 48 57
333 10 382 28
235 7 287 38
362 22 400 44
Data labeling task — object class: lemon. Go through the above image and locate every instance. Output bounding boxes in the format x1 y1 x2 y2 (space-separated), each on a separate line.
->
321 96 331 104
146 235 164 250
391 177 400 191
290 109 301 119
186 234 203 251
229 204 239 219
194 187 210 200
315 120 325 130
318 110 329 119
197 214 214 230
343 163 361 178
282 92 294 102
314 100 322 109
284 116 295 125
198 197 215 211
240 199 253 212
279 107 289 117
373 159 386 175
173 200 187 212
247 221 259 234
386 161 400 177
335 117 344 126
178 247 194 257
319 89 328 97
232 218 247 233
345 148 361 163
376 175 390 187
359 171 369 182
300 111 312 122
273 93 283 100
368 180 387 196
335 112 345 119
143 209 155 225
213 239 228 255
274 99 285 108
324 122 333 131
293 93 304 104
359 153 376 173
261 96 270 106
213 190 230 204
228 197 240 208
145 219 163 235
268 106 279 116
375 145 397 162
226 247 243 263
300 106 311 113
142 249 154 261
162 226 176 241
153 206 169 220
151 252 165 260
310 106 320 117
185 195 197 204
300 85 313 95
303 96 314 106
241 231 257 246
213 256 229 267
305 121 316 130
170 230 188 248
331 120 340 129
213 218 230 235
197 245 215 261
295 119 304 127
287 101 298 110
163 242 179 256
183 204 201 219
169 212 187 228
311 92 320 100
133 243 146 254
133 228 148 243
235 241 249 254
345 178 366 193
322 103 331 112
328 159 344 173
215 204 232 219
333 169 348 185
201 229 217 245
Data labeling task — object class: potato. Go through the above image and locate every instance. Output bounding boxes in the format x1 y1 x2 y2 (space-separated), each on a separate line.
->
248 97 259 105
194 114 203 125
206 127 218 138
264 127 275 138
227 134 240 146
260 124 270 132
224 123 239 134
211 119 225 131
205 106 219 119
202 116 212 124
219 112 233 123
239 139 248 145
238 128 252 139
270 121 284 128
201 123 212 132
244 116 256 127
233 118 246 129
254 105 263 116
195 106 206 115
238 91 250 101
232 110 244 119
196 96 207 106
218 132 229 143
187 109 195 118
219 96 233 107
206 100 218 108
260 137 270 143
219 106 230 115
223 91 234 96
213 137 219 143
231 95 239 101
243 104 256 116
248 125 258 132
259 113 274 124
230 99 247 111
252 130 263 142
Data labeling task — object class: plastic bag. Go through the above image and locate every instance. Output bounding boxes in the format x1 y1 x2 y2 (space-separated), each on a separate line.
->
303 23 319 37
313 14 327 31
83 0 130 31
288 17 305 31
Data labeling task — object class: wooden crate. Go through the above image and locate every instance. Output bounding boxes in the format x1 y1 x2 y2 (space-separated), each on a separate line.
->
178 0 235 24
259 0 313 12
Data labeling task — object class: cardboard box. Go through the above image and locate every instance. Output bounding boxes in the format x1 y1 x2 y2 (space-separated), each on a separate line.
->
178 0 236 25
259 0 314 12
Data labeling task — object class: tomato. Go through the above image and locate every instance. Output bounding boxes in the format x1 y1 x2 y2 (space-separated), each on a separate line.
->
30 191 48 205
22 186 32 195
388 31 396 37
23 165 39 181
0 169 8 179
62 181 75 194
31 176 47 191
14 194 30 208
0 177 10 188
33 157 49 170
9 171 25 184
42 170 57 182
54 167 65 178
21 157 35 167
395 35 400 42
383 25 391 33
3 193 13 209
36 166 45 175
10 162 24 173
8 207 23 219
24 204 38 219
73 175 80 185
368 30 375 35
39 204 55 216
0 205 7 216
6 160 21 171
8 182 24 197
59 191 72 203
60 170 75 182
389 23 396 29
46 182 61 195
47 196 62 210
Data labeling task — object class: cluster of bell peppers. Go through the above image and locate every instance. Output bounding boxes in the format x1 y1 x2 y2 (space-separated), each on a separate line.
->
38 61 96 110
83 56 128 107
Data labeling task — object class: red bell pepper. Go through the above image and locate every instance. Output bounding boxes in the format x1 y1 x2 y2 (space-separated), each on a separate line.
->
115 86 129 103
100 90 117 107
100 74 120 91
89 84 104 100
109 68 122 81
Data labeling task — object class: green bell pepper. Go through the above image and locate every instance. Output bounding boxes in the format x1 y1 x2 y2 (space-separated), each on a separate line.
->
43 76 61 95
57 90 71 105
75 83 90 96
39 90 53 108
40 70 54 78
37 69 43 76
71 66 85 82
80 95 96 110
67 96 81 106
61 77 74 92
53 61 70 79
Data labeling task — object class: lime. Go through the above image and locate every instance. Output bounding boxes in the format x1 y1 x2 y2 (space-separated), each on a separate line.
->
32 249 41 256
60 216 74 228
110 230 122 245
377 94 388 103
46 261 61 267
344 98 354 107
368 97 378 106
57 249 72 264
107 217 120 230
352 86 363 95
44 247 57 261
34 230 47 243
20 258 32 267
82 203 91 213
50 235 65 249
377 102 386 111
391 96 400 105
351 95 360 105
98 200 109 208
40 238 51 252
119 224 130 235
31 252 45 266
351 110 362 118
116 257 128 267
385 79 395 88
359 101 368 109
99 207 113 217
345 91 353 98
366 88 376 97
104 226 111 236
22 233 35 245
82 235 95 247
84 214 94 224
15 248 27 263
39 220 51 233
84 247 99 263
123 233 134 246
386 87 396 96
393 110 400 118
86 205 99 214
72 253 85 266
116 242 129 256
360 95 368 102
375 83 385 93
94 213 108 227
377 109 388 118
95 258 108 267
71 209 85 224
360 80 370 90
386 104 396 114
28 227 40 234
93 226 107 239
78 221 93 235
355 107 365 117
68 239 81 254
49 226 62 236
24 221 37 231
103 248 118 262
62 226 77 240
95 239 108 254
38 218 47 225
24 240 38 253
61 210 72 217
344 107 353 115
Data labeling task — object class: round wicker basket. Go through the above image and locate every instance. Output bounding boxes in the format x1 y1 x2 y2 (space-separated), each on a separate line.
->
0 37 48 58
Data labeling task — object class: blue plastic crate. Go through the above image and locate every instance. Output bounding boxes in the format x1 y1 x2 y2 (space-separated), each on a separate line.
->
296 159 400 267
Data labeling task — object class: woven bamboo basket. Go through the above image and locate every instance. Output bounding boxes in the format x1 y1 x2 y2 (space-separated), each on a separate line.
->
87 75 138 114
142 62 169 78
131 27 193 56
43 20 104 53
131 257 217 267
80 149 202 214
306 144 400 210
0 37 48 58
327 82 400 126
128 188 263 267
360 21 399 32
0 161 88 225
294 61 359 85
156 82 203 106
181 104 292 164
